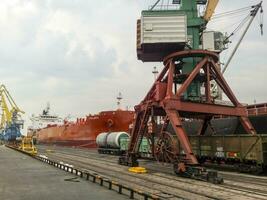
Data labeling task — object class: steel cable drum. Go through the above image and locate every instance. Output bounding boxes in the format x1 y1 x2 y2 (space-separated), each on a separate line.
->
106 132 129 148
96 132 109 147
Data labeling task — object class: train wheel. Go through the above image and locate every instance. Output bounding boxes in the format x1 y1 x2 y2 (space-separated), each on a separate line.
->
154 131 178 163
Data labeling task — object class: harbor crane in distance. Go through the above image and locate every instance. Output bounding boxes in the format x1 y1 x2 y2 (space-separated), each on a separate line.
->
119 0 263 183
0 84 37 154
0 84 24 142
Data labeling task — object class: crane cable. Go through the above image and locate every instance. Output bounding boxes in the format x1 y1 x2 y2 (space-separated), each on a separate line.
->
223 14 251 44
210 2 263 97
218 15 251 66
211 6 252 19
222 2 263 74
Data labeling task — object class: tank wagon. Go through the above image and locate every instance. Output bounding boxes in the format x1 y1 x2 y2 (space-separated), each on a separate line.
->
96 132 128 155
96 132 150 157
177 134 267 173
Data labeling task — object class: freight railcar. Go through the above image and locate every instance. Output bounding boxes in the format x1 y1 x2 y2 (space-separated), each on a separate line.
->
96 132 129 155
96 132 150 157
120 137 151 158
177 134 267 173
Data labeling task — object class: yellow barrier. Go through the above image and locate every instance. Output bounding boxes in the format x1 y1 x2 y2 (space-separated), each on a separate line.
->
128 167 147 174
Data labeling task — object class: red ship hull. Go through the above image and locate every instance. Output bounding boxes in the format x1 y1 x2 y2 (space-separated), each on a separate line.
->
36 110 134 148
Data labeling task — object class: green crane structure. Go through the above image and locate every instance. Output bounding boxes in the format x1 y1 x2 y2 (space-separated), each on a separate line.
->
138 0 220 101
179 0 207 101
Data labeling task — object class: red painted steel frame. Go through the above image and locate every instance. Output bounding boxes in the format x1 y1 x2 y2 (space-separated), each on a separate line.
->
128 50 256 165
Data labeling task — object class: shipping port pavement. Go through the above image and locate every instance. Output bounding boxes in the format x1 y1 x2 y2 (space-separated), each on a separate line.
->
0 145 128 200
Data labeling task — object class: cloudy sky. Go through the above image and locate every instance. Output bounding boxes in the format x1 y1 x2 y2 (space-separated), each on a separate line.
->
0 0 266 132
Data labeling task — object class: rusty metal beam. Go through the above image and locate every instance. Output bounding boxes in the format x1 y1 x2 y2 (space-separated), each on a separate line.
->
166 61 175 98
163 50 219 64
205 62 211 103
240 116 257 135
123 50 256 170
143 61 170 102
165 109 198 164
164 100 247 116
210 60 240 106
176 57 208 97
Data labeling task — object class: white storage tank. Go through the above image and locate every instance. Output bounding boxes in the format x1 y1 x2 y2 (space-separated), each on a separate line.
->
96 132 130 149
107 132 129 149
137 10 187 62
96 132 109 147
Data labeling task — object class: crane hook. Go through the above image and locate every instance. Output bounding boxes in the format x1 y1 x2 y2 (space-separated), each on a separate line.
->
260 6 263 35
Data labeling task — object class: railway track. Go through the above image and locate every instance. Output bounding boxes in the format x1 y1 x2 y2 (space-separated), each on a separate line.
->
37 145 267 200
37 145 267 187
139 161 267 194
51 153 267 198
41 152 214 200
38 145 267 187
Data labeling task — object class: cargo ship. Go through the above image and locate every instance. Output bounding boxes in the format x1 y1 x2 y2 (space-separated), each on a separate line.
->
36 110 134 148
28 103 64 134
34 96 135 148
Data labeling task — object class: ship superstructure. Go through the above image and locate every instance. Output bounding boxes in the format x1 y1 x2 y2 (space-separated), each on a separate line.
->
28 103 63 136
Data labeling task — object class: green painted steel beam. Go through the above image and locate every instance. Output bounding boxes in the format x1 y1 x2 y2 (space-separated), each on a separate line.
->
177 0 205 100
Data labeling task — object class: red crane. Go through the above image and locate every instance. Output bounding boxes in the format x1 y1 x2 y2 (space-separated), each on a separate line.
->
119 1 262 183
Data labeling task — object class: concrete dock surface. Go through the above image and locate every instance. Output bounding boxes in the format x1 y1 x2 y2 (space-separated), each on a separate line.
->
0 145 128 200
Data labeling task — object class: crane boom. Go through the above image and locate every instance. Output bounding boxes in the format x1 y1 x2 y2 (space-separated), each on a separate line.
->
204 0 219 21
1 94 9 129
1 85 24 114
0 85 24 128
222 1 263 74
